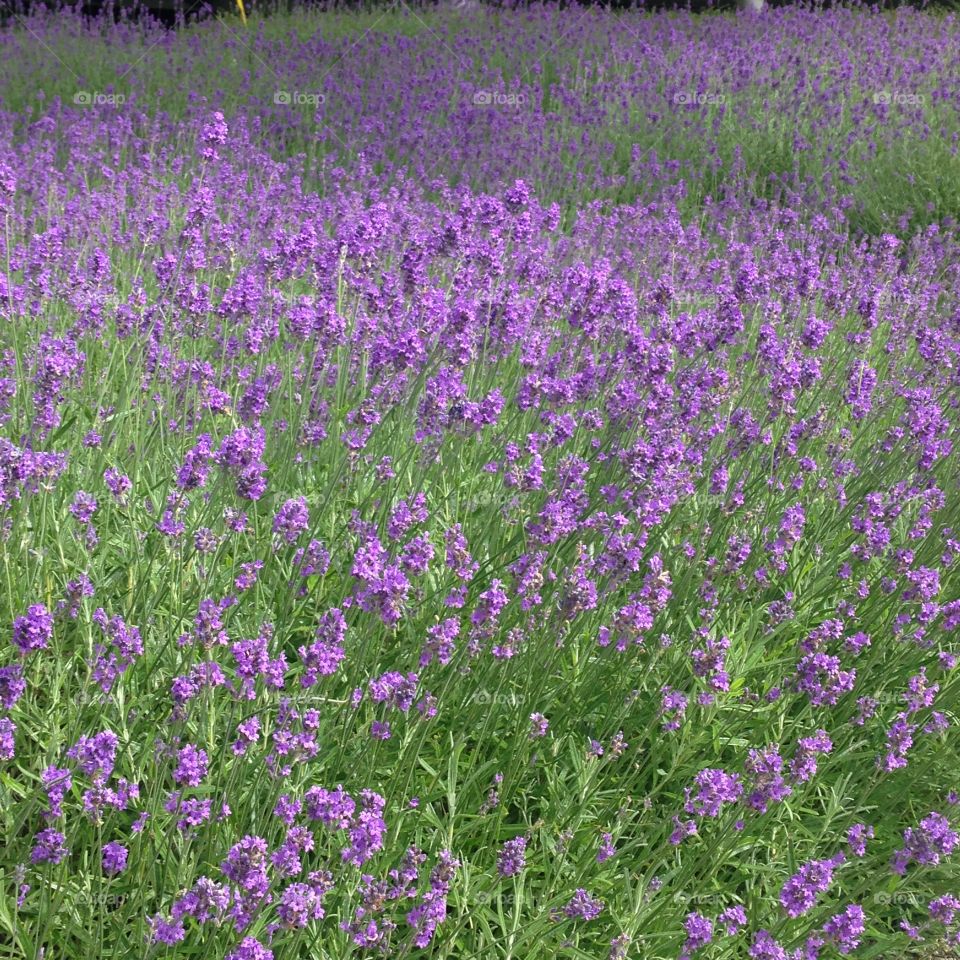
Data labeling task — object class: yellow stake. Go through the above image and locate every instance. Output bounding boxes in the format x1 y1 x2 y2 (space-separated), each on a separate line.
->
236 0 247 24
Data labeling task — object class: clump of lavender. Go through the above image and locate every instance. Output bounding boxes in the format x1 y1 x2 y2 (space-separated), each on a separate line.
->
32 828 68 865
780 853 846 918
680 911 713 959
529 712 549 738
822 903 866 954
12 604 53 654
102 841 128 875
406 849 459 948
0 663 25 709
0 717 15 760
684 768 743 819
562 888 604 921
273 496 310 544
892 812 959 874
497 836 527 877
173 744 209 787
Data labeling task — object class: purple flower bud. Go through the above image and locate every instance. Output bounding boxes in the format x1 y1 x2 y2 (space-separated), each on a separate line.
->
12 604 53 654
497 836 527 877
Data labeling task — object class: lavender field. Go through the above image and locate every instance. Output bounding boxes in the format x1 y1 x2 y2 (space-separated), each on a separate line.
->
0 2 959 958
